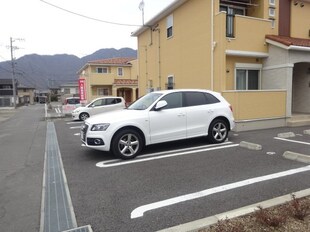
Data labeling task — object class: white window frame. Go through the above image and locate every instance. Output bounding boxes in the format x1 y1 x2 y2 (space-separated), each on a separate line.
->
269 7 275 17
97 88 109 96
166 14 173 38
117 67 123 76
167 75 174 89
234 63 262 90
269 0 275 6
96 67 108 74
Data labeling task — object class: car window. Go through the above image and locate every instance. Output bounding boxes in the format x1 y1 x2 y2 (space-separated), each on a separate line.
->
105 98 121 105
184 92 207 107
128 93 162 110
92 99 104 107
204 93 220 104
161 93 183 109
66 98 80 104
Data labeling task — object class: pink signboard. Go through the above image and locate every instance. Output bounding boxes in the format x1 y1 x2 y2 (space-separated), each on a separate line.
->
78 79 86 101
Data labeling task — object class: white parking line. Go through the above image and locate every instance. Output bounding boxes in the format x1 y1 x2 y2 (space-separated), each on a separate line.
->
70 126 81 129
74 133 80 136
96 143 239 168
130 165 310 219
274 137 310 145
66 122 83 125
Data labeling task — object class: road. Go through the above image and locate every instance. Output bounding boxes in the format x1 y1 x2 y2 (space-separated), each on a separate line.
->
0 105 309 232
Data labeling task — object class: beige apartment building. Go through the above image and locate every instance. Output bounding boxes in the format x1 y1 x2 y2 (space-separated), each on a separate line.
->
132 0 310 131
77 57 138 104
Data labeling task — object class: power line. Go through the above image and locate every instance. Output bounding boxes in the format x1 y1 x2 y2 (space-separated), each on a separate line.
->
40 0 143 27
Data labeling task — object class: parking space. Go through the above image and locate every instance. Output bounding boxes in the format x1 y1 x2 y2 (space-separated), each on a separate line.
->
55 120 310 231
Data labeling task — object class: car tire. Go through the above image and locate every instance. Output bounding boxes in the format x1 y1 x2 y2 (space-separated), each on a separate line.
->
208 119 228 143
111 129 143 160
79 112 89 121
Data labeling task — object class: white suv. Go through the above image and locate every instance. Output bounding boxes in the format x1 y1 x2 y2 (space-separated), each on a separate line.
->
81 89 235 159
72 96 125 121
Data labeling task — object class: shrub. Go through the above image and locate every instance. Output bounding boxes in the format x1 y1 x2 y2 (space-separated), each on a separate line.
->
287 194 310 221
254 205 287 227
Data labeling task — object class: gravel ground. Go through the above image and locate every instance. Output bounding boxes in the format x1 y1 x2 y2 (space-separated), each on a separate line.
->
200 196 310 232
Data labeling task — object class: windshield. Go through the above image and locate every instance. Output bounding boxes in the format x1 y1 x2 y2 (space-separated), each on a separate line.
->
128 92 163 110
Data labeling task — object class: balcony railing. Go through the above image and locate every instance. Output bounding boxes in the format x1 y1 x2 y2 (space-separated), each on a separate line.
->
0 89 14 96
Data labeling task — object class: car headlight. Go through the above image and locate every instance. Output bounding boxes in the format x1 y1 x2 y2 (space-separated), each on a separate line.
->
90 123 110 131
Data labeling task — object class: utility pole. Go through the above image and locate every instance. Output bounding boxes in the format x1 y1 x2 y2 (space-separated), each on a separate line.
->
10 37 17 108
9 37 24 108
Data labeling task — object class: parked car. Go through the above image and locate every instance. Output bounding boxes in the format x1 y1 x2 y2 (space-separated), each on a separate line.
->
62 97 81 114
81 89 235 159
64 97 80 105
72 96 126 121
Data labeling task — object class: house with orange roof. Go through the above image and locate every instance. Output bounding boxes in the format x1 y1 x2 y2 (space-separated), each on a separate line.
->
132 0 310 131
77 57 138 104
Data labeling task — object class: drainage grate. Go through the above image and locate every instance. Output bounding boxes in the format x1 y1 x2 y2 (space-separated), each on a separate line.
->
63 225 93 232
41 122 78 232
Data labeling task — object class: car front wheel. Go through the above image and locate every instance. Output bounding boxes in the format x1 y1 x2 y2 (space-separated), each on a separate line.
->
111 129 143 159
208 119 228 143
79 112 89 121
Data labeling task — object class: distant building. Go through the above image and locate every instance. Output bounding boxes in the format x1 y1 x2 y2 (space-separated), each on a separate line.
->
59 82 79 104
77 57 138 104
17 85 35 105
0 79 18 107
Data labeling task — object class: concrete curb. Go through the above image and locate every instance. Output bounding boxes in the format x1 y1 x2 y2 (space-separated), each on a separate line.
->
283 151 310 164
277 132 295 138
157 188 310 232
239 141 262 150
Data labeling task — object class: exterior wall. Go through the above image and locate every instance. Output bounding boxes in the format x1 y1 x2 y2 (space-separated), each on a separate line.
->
223 90 286 121
225 56 262 90
213 11 227 92
226 16 275 53
262 45 293 116
290 1 310 38
263 45 310 115
137 0 212 95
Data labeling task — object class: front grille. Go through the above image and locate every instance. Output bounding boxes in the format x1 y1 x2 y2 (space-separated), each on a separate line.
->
81 124 88 142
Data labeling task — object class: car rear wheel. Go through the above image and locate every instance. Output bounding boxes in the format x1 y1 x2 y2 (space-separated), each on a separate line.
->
79 112 89 121
111 129 143 159
208 119 228 143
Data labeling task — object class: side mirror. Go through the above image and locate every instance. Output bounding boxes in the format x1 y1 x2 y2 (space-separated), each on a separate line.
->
155 100 167 110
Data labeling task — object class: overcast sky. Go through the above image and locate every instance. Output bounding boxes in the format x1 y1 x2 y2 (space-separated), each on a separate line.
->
0 0 175 61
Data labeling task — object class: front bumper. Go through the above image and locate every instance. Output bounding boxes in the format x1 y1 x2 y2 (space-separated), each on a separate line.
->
80 123 111 151
72 112 80 120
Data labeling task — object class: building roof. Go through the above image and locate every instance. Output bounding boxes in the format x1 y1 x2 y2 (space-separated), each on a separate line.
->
88 57 136 65
266 35 310 48
77 57 136 74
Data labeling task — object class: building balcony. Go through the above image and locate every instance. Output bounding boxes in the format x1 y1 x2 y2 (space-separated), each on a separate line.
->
225 14 275 54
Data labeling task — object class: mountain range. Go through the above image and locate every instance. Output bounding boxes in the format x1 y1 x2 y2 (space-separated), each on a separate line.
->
0 48 137 90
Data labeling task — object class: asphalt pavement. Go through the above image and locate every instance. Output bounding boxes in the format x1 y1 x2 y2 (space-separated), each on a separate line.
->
0 104 46 232
0 104 309 232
